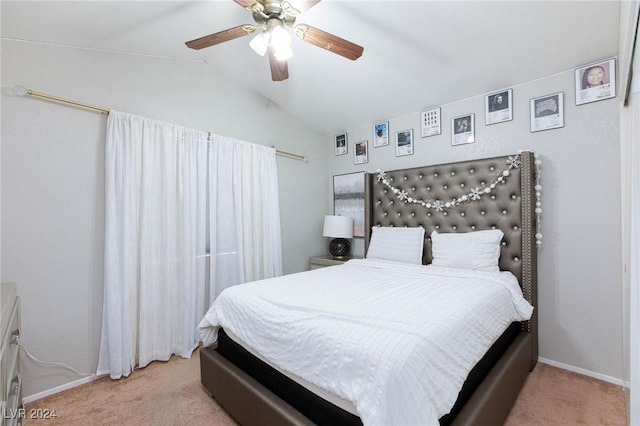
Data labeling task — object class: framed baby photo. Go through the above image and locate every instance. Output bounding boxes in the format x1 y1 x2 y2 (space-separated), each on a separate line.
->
451 114 475 146
530 92 564 132
334 132 348 156
372 121 389 148
354 140 368 164
395 129 414 157
575 58 616 105
485 89 513 125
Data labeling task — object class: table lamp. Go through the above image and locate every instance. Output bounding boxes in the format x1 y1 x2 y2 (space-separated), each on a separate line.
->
322 215 354 260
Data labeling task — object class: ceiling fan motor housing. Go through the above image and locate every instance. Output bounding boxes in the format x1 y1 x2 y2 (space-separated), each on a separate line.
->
252 1 297 28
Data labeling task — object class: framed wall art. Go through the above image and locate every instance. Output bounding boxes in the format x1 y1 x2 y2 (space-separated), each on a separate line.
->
485 89 513 125
354 140 368 164
451 114 475 146
395 129 414 157
333 171 365 237
530 92 564 132
372 121 389 147
334 132 348 156
575 58 616 105
420 107 441 137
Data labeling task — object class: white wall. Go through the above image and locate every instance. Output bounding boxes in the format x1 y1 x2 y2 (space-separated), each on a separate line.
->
329 69 623 382
1 40 329 397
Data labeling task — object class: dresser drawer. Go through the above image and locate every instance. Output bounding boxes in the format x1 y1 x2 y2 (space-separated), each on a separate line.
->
1 300 20 403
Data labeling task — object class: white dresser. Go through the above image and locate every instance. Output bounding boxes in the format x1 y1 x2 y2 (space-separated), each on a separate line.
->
1 283 21 426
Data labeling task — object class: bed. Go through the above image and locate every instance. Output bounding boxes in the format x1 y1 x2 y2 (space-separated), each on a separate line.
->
198 152 539 426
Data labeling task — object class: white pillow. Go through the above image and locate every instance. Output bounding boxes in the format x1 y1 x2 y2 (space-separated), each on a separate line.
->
430 229 504 272
366 226 425 264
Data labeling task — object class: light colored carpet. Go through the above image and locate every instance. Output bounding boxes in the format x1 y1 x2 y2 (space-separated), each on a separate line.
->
23 349 627 426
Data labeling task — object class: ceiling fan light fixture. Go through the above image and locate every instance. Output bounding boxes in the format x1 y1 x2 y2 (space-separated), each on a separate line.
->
249 31 269 56
269 25 293 60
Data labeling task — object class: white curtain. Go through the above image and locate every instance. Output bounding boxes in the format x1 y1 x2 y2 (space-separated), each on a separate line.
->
97 111 282 379
208 135 282 301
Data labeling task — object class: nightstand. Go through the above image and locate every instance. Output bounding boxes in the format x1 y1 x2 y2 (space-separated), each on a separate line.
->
309 255 349 270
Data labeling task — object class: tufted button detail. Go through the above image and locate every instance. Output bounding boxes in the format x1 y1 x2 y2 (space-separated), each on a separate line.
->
480 211 486 215
502 210 508 215
443 211 448 216
502 241 507 246
460 183 465 188
434 172 439 177
427 186 431 191
411 212 415 216
384 189 388 194
471 225 476 230
427 212 432 217
511 194 517 200
490 166 495 171
513 225 519 231
491 195 496 200
470 168 474 173
390 200 394 204
377 200 381 204
384 212 388 216
397 212 402 216
412 187 416 191
451 171 456 176
403 176 408 180
513 256 520 262
452 225 457 230
419 174 423 178
435 225 440 229
460 212 465 217
443 185 448 190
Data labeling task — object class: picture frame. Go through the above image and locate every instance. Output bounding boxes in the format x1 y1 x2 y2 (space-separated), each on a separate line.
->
451 114 475 146
354 140 368 164
334 132 348 156
575 58 616 105
420 107 442 137
395 129 414 157
372 121 389 147
333 171 365 237
485 89 513 125
530 92 564 132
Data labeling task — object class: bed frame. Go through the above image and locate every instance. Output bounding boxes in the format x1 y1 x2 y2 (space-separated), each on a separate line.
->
200 152 538 425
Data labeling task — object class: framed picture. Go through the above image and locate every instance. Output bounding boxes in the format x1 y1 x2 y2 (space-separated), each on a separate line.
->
334 132 348 156
354 140 368 164
420 107 441 137
333 172 365 237
575 58 616 105
485 89 513 125
395 129 414 157
451 114 475 146
372 121 389 147
530 92 564 132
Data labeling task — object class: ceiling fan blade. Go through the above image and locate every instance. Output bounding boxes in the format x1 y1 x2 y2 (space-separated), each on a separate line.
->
295 24 363 60
292 0 322 13
185 25 254 50
268 46 289 81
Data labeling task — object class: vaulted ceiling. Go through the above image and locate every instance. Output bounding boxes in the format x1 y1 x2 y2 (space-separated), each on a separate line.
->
1 1 621 134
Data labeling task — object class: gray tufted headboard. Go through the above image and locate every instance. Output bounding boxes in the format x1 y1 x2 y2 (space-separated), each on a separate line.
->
364 152 538 354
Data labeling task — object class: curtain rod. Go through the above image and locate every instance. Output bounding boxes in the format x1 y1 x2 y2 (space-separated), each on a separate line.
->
19 86 307 162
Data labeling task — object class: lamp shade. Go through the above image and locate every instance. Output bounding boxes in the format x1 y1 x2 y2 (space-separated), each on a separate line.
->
322 215 354 238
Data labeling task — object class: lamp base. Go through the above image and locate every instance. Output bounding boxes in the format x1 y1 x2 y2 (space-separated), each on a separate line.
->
328 238 351 260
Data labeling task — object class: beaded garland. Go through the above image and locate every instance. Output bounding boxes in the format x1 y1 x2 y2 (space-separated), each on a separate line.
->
376 151 543 247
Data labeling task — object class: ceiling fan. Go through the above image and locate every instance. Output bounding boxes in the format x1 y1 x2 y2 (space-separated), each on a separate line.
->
185 0 364 81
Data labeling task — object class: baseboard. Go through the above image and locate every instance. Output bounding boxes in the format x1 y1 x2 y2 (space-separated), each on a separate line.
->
538 357 625 387
22 374 104 404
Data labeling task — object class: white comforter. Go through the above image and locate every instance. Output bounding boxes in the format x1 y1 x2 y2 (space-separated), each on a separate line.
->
198 259 533 426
